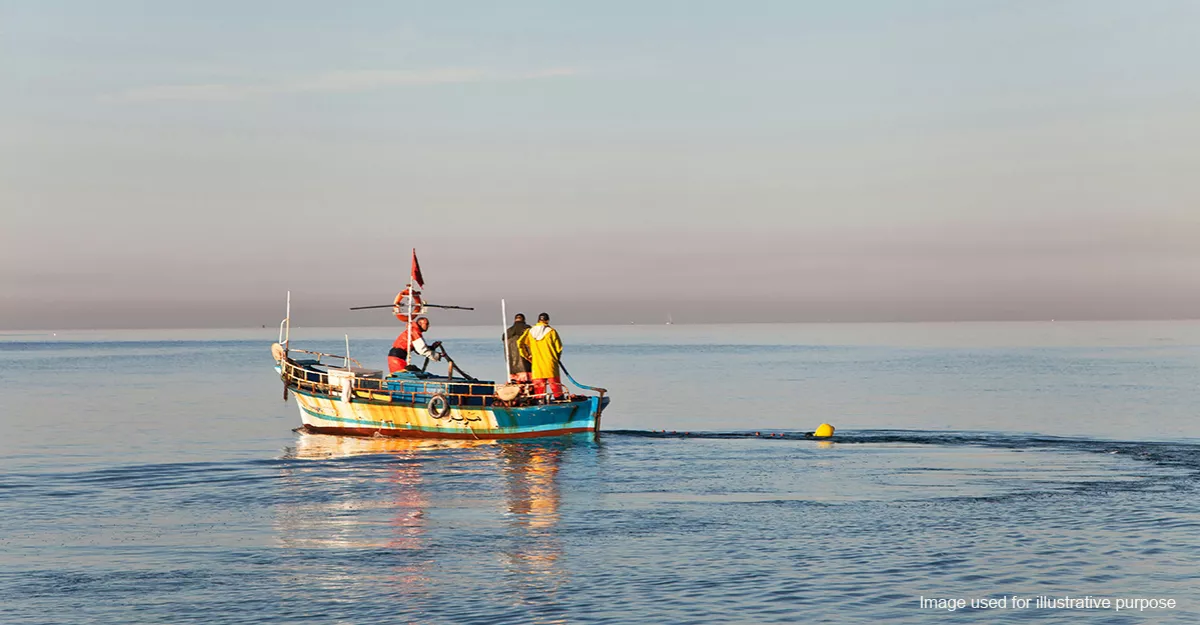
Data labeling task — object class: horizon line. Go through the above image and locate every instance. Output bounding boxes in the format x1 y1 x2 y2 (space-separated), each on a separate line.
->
5 317 1200 334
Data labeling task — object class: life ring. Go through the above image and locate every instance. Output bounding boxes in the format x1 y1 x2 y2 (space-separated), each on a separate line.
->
427 393 450 418
393 288 425 320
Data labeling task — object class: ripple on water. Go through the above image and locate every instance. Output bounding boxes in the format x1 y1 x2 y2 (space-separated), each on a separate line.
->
1 431 1198 623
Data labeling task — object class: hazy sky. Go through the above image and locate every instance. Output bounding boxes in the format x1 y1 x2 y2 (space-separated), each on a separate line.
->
2 1 1198 329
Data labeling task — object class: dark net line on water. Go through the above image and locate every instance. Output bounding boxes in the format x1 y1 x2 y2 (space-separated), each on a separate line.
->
606 429 1200 473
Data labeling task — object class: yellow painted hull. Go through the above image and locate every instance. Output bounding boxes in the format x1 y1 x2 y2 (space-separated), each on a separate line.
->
292 389 602 440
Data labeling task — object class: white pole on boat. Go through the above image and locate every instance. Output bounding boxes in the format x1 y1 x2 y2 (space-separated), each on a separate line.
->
344 334 350 368
406 249 415 369
284 291 291 350
502 298 511 382
281 291 292 401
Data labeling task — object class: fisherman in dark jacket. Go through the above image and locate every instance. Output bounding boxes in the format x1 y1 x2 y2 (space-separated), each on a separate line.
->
504 313 533 383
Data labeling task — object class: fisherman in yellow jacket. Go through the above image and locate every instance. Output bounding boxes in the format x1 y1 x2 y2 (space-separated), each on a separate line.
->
520 312 564 398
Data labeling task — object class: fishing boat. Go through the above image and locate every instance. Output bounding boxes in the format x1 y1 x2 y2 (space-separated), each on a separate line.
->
269 253 610 440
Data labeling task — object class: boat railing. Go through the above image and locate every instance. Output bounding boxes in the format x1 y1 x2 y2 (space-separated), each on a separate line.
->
287 348 364 370
281 351 599 408
280 356 495 405
280 350 365 394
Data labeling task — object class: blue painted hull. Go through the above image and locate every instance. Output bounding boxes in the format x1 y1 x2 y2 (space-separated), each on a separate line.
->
287 382 609 440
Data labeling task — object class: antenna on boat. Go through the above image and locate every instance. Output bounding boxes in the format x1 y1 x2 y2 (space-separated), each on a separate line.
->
275 290 291 401
502 298 512 382
278 290 291 354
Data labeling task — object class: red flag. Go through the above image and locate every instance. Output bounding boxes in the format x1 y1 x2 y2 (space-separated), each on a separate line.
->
410 249 425 288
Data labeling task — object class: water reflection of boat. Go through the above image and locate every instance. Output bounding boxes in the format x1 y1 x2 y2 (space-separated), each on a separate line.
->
499 442 567 596
286 432 496 459
273 434 580 614
502 444 562 528
276 434 464 554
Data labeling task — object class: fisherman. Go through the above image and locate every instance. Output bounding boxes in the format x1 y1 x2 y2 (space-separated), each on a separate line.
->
389 289 442 374
504 313 533 383
388 316 441 374
520 312 564 398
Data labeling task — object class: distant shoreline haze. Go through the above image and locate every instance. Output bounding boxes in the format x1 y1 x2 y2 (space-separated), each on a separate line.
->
3 296 1200 331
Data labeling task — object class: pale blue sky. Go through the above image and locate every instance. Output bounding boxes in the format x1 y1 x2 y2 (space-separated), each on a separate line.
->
2 1 1198 328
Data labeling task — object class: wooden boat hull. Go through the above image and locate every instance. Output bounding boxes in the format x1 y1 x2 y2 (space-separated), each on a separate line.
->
290 386 607 440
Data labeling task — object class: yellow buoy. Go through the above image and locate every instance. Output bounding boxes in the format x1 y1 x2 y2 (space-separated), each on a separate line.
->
813 423 835 438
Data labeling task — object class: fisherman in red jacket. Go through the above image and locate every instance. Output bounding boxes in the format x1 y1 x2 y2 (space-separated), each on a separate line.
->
388 317 441 373
388 289 440 373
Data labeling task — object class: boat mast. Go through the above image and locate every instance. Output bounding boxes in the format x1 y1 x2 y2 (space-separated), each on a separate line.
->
405 252 415 369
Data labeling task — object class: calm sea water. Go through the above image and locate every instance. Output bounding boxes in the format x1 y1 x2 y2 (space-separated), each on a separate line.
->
2 322 1199 623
